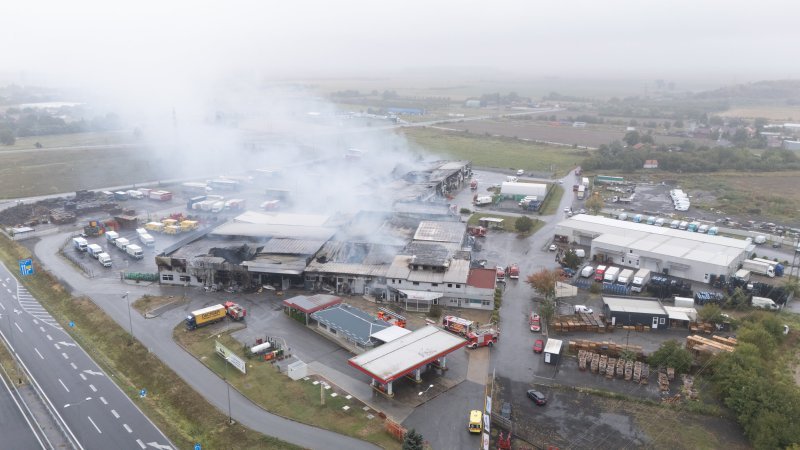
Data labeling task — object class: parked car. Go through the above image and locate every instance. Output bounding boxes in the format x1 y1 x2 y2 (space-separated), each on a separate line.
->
516 169 525 176
561 268 576 277
533 339 544 353
530 313 541 332
527 389 547 406
549 244 557 251
500 402 512 420
574 305 593 314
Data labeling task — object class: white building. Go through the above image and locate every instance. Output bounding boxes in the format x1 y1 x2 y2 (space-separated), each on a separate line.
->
555 215 749 284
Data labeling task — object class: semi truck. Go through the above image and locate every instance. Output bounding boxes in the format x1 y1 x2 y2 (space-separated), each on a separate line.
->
185 304 228 330
126 244 143 259
630 269 651 293
742 259 776 278
616 269 634 286
87 244 103 258
603 266 620 283
72 237 88 252
97 252 112 267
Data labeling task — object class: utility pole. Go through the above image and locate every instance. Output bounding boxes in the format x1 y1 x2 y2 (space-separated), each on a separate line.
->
123 291 133 344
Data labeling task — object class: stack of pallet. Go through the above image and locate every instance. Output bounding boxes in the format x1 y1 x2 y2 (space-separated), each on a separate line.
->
568 339 644 359
578 350 589 371
689 322 715 334
625 360 634 381
599 355 608 374
591 353 600 373
686 335 736 356
658 371 670 392
606 357 616 378
641 364 650 384
682 375 699 400
616 358 625 378
553 313 605 333
633 361 642 382
666 367 675 381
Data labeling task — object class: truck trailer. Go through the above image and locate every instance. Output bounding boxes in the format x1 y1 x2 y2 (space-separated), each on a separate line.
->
742 259 776 278
87 244 103 258
97 252 112 267
750 258 784 276
185 304 228 330
603 266 620 283
630 269 651 293
72 237 88 252
751 296 778 310
126 244 143 259
616 269 634 286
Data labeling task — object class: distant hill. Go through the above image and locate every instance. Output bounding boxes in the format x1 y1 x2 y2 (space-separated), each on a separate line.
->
694 80 800 105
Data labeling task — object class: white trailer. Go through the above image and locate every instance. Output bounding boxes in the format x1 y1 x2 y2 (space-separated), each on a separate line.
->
603 266 620 283
114 237 130 252
742 259 775 278
500 182 547 198
630 269 651 293
674 296 695 308
72 237 88 251
87 244 103 258
126 244 144 259
97 252 112 267
616 269 634 286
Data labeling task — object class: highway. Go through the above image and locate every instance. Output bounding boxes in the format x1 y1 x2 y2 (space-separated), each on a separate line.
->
0 264 174 450
0 358 48 449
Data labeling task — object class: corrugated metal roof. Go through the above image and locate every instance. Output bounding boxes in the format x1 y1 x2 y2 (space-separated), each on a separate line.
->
261 238 327 255
603 296 666 315
282 294 342 314
403 241 460 266
305 262 390 277
211 222 337 241
443 259 470 283
370 326 412 343
413 220 466 243
310 304 391 346
544 338 563 355
386 255 412 279
348 325 467 383
467 268 496 289
233 211 330 227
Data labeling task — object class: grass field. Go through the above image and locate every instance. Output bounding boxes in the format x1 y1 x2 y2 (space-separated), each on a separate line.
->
401 127 586 176
0 333 28 386
0 146 168 199
539 184 565 216
132 295 187 315
174 326 399 449
719 106 800 121
0 236 299 449
4 131 133 151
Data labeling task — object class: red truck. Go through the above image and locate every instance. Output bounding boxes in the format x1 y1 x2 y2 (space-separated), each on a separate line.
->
466 328 499 349
470 180 478 190
506 264 519 280
468 226 487 237
496 266 506 283
594 265 607 282
223 301 247 321
442 315 474 336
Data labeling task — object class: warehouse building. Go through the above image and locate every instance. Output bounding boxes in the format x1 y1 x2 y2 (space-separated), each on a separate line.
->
500 181 548 200
555 215 749 284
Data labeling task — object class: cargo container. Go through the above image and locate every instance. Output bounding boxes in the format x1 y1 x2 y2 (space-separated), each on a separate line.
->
185 304 227 330
742 259 775 277
674 296 695 308
138 233 155 247
126 189 144 199
617 269 634 286
187 195 207 209
149 190 172 201
144 222 164 233
751 258 784 276
114 237 130 252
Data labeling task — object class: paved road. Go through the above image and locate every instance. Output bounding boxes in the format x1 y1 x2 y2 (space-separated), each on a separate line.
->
32 234 380 450
0 361 47 449
0 264 174 450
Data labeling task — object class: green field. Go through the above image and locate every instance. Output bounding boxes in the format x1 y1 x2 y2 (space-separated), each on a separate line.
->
4 131 133 151
175 327 400 449
0 236 299 449
401 127 586 176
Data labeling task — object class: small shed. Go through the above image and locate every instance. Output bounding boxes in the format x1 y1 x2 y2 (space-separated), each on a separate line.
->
602 296 669 329
544 338 563 365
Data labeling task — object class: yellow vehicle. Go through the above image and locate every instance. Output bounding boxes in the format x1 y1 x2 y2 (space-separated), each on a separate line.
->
185 304 226 330
468 410 482 434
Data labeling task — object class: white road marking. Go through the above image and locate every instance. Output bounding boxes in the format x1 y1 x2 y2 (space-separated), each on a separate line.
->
32 319 38 324
123 423 132 433
58 378 70 393
87 416 102 434
14 322 22 333
54 344 60 350
99 396 107 405
136 439 146 449
0 302 4 310
6 288 10 293
34 348 44 359
39 326 45 332
89 384 97 392
146 442 172 449
46 335 53 341
79 374 87 381
111 409 119 419
70 362 77 370
61 352 69 360
58 342 76 347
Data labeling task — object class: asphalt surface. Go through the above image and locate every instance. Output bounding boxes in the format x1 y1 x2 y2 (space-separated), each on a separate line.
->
0 264 174 450
0 364 46 449
32 234 380 450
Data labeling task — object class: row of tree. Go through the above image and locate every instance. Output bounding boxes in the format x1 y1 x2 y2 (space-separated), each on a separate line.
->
0 112 122 145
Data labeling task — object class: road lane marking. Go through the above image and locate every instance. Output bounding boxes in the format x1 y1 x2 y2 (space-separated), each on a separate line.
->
136 439 146 449
32 319 38 324
111 409 119 419
70 362 77 370
46 335 53 341
14 322 22 333
79 374 87 381
87 416 102 434
58 378 70 392
89 384 97 392
123 423 132 433
61 352 69 360
39 326 45 332
0 302 4 310
54 344 60 350
34 348 44 359
99 396 107 405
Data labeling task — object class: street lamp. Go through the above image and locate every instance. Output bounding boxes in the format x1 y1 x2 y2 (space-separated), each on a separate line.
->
123 291 132 344
418 384 434 396
218 335 234 425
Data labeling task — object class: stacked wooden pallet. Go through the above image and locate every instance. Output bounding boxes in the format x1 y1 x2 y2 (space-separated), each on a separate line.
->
606 357 616 378
568 339 645 359
625 360 634 381
553 313 605 333
658 371 670 392
686 335 736 356
578 349 589 370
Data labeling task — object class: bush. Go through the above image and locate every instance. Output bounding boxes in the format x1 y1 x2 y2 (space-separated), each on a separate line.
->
515 216 534 233
589 283 601 294
427 305 442 319
648 340 692 373
459 208 471 214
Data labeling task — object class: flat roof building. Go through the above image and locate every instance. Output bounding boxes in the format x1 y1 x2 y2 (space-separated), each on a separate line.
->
555 215 748 283
602 296 669 329
310 304 392 353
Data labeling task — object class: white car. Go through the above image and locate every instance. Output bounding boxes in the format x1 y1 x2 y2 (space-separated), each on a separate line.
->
574 305 593 314
563 207 570 213
549 244 557 251
516 169 524 176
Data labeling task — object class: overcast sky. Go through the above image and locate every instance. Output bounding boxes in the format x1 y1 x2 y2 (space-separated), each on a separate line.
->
3 0 799 90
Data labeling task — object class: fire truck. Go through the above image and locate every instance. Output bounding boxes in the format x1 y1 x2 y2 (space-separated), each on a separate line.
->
496 266 507 283
442 315 474 336
467 226 487 237
470 180 478 190
223 301 247 321
506 264 519 280
466 327 500 349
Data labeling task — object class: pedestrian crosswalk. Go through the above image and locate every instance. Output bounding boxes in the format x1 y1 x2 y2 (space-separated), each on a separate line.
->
16 285 63 331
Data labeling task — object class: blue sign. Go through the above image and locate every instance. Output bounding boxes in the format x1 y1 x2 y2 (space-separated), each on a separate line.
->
18 259 34 276
195 445 201 450
139 388 147 398
69 321 75 328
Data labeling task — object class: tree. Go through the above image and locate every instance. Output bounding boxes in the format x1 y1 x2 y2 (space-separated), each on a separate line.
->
403 429 424 450
585 193 604 215
525 269 559 301
648 340 692 373
0 129 14 145
538 298 556 326
562 250 580 270
697 304 724 324
623 130 640 146
515 216 534 233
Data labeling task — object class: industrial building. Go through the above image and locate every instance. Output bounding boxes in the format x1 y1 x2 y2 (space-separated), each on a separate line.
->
555 215 749 283
309 303 393 353
602 297 669 329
